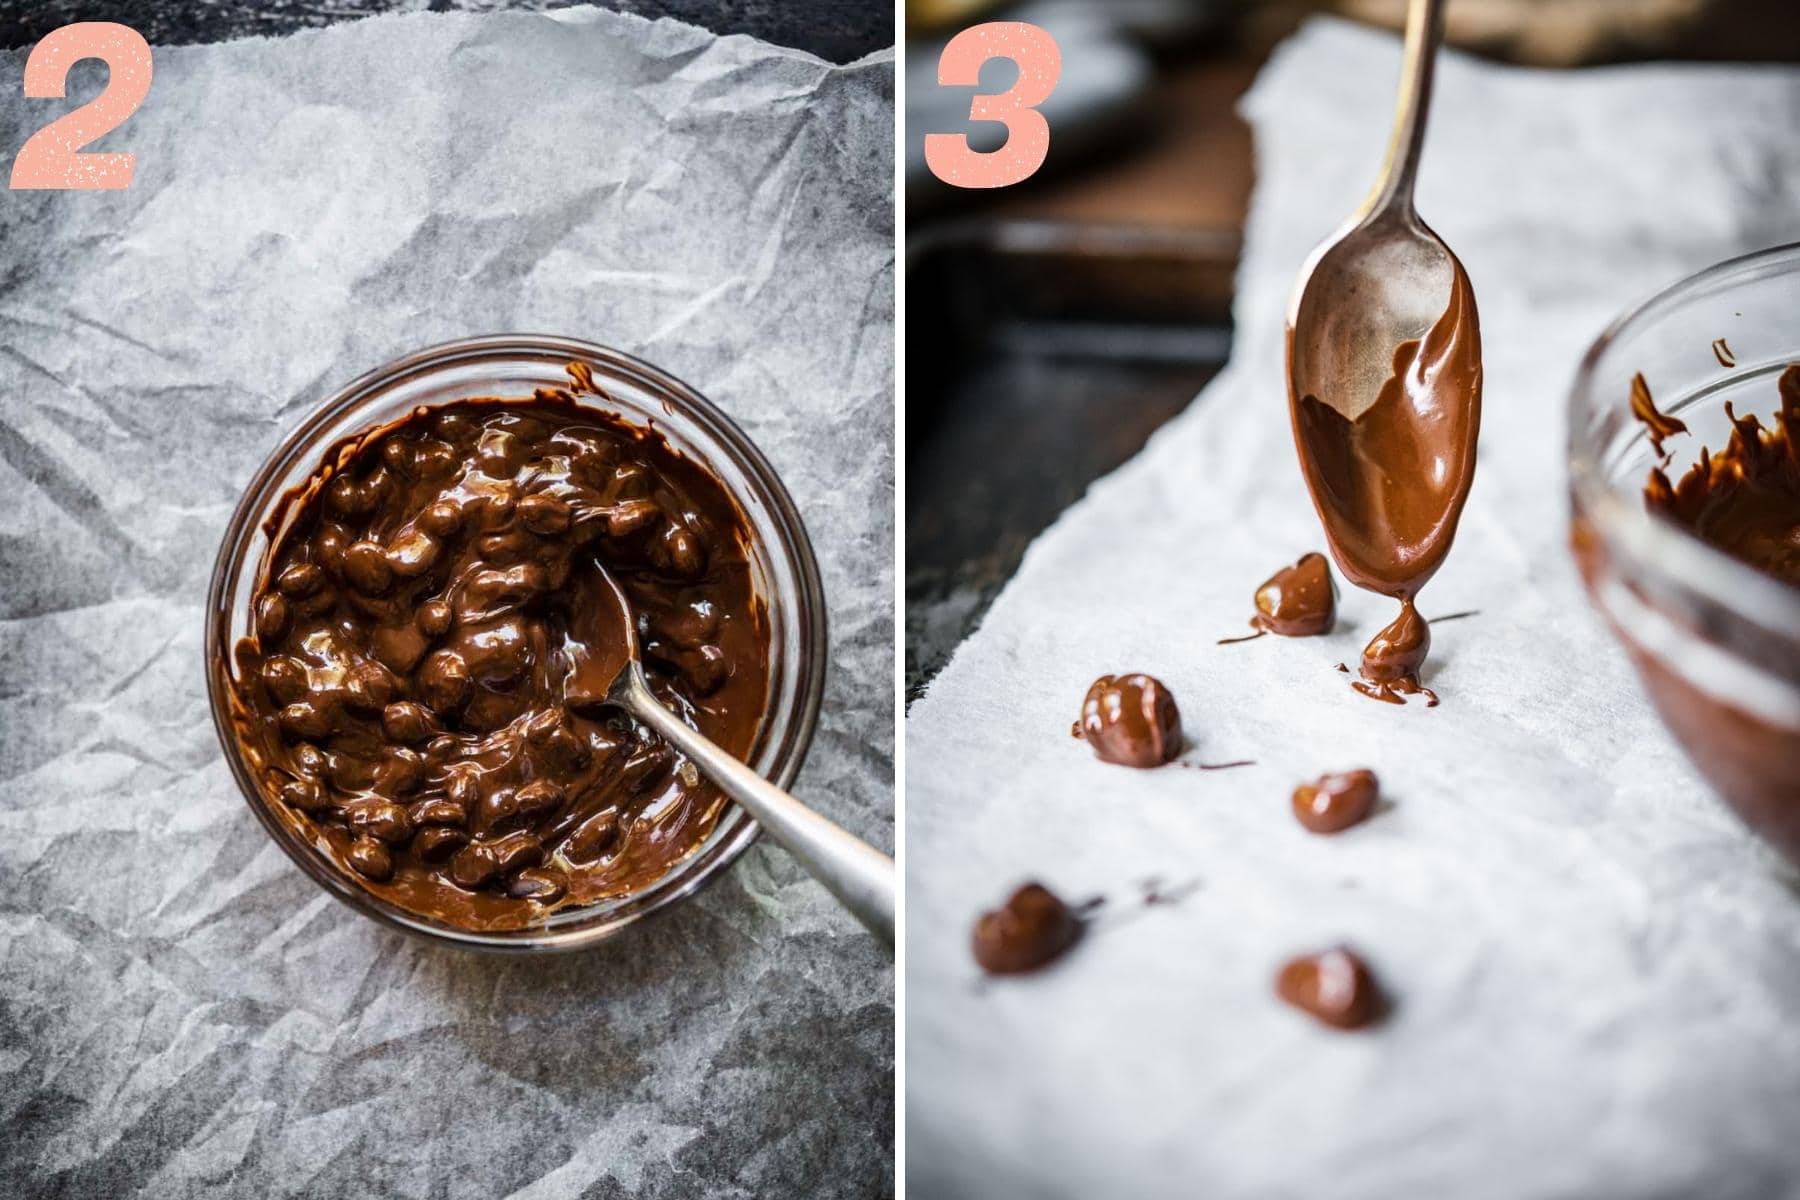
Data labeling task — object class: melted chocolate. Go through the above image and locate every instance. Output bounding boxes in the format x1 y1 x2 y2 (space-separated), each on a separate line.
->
1276 945 1384 1029
1074 674 1182 768
1352 597 1438 706
1228 551 1337 640
1291 258 1481 706
1645 365 1800 585
228 370 770 931
1606 366 1800 863
1713 338 1736 369
972 882 1082 974
1631 372 1688 460
1292 768 1379 833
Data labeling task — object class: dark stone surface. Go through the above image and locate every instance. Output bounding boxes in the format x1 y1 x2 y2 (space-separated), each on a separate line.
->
0 0 892 63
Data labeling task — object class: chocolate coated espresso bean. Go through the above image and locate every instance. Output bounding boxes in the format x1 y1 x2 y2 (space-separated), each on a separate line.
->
342 661 395 714
418 500 463 538
280 777 329 814
276 562 324 598
347 838 394 882
518 492 572 535
412 825 469 864
1248 552 1337 638
373 748 425 796
345 798 413 845
972 882 1081 975
563 810 620 863
1276 946 1385 1029
341 541 395 595
381 701 435 744
261 656 309 706
230 385 771 932
408 796 467 827
254 593 290 640
606 498 659 537
386 529 441 577
488 831 545 877
279 700 335 741
418 651 472 713
507 867 568 903
1292 769 1380 834
1074 674 1182 768
416 599 453 638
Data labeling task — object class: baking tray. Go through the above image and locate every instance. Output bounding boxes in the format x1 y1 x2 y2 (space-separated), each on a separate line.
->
906 220 1240 700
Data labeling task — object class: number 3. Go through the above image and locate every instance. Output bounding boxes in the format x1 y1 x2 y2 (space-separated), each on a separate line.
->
11 22 153 191
924 22 1061 190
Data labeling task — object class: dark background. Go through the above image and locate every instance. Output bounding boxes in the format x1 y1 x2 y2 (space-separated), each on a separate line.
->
0 0 891 64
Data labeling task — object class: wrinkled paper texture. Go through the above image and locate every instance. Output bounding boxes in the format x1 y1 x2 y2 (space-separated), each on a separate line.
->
0 8 893 1197
908 19 1800 1200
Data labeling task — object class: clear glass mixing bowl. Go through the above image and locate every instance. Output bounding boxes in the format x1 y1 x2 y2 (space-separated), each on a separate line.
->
1568 244 1800 864
205 335 827 950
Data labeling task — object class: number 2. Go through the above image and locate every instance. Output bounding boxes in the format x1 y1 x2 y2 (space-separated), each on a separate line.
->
924 22 1061 190
10 23 152 191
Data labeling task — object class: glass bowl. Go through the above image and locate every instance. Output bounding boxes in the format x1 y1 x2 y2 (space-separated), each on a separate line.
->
205 335 827 951
1568 243 1800 864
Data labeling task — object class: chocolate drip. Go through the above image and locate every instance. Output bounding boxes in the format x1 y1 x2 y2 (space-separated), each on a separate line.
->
1291 258 1481 707
1353 597 1438 706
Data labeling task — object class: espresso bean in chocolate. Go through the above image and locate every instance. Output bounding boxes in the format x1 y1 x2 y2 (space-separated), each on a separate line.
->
1074 674 1182 768
1353 597 1438 707
972 882 1081 974
1244 551 1337 638
228 374 770 931
1291 257 1481 707
1276 945 1384 1030
1292 769 1379 833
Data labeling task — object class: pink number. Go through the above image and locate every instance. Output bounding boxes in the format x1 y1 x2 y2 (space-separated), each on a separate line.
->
924 22 1061 190
10 23 152 191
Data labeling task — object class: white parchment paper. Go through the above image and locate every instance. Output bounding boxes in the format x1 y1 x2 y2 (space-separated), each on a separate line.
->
907 20 1800 1200
0 9 893 1197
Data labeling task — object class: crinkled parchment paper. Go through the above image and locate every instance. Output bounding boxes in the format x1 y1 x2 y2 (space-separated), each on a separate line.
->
0 8 892 1196
907 19 1800 1200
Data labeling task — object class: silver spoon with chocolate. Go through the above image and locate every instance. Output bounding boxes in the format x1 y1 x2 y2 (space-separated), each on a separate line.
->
1285 0 1481 707
567 564 895 946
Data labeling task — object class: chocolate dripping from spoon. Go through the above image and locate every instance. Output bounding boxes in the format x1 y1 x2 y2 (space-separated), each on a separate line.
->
1290 260 1481 706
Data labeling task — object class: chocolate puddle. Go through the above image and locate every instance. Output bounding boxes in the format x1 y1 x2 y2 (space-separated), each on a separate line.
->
1291 259 1481 705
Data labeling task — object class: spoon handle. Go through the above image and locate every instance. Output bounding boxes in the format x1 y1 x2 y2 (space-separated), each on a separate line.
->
1366 0 1447 217
620 668 896 948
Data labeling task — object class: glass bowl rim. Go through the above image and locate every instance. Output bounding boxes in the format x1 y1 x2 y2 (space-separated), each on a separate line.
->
203 333 828 952
1566 239 1800 637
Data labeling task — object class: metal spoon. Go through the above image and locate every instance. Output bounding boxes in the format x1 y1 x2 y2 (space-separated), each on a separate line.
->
570 564 894 948
1288 0 1454 428
1286 0 1481 616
